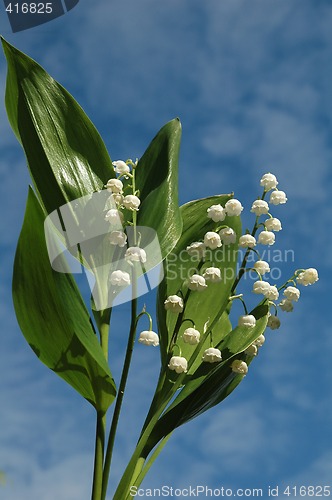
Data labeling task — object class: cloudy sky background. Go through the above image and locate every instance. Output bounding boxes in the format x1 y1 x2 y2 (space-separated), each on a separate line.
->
0 0 331 498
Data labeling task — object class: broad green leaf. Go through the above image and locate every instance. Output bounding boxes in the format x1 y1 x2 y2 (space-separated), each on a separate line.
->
157 195 242 369
136 119 183 260
12 188 116 413
2 38 114 214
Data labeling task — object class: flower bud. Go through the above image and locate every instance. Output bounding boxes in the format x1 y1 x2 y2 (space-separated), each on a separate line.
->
207 204 226 222
296 268 319 286
265 285 279 301
138 330 159 346
279 299 294 312
239 234 256 248
218 227 237 245
106 178 123 194
203 267 222 283
267 315 281 330
238 315 256 328
123 195 141 211
104 209 124 225
203 231 222 250
183 328 201 345
164 295 184 313
188 274 208 291
253 260 270 275
264 217 282 232
253 280 271 295
113 160 130 175
202 347 222 363
260 173 278 191
125 246 147 263
109 230 127 247
110 270 131 286
186 241 206 259
251 199 269 216
269 190 287 205
168 356 188 373
224 199 244 216
283 286 300 302
231 359 248 375
258 230 275 246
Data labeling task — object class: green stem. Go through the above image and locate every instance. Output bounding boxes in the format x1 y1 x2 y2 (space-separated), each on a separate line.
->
127 433 173 499
101 269 138 500
91 411 106 500
99 310 111 361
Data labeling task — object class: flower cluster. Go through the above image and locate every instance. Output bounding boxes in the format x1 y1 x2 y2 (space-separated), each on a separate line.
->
161 172 319 378
103 160 147 289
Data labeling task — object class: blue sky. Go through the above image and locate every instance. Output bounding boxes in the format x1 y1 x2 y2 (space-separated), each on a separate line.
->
0 1 331 498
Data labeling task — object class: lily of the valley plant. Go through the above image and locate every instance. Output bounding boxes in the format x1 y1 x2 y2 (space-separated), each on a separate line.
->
3 38 318 500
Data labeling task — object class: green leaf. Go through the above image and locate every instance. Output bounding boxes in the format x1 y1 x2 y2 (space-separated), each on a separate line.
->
12 188 116 413
2 38 114 214
136 119 183 260
157 194 242 369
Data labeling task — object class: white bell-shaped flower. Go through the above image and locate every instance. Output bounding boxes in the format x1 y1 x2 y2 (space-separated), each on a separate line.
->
125 246 147 263
203 267 222 283
270 190 287 205
202 347 222 363
111 193 124 206
203 231 222 250
253 334 265 347
264 217 282 232
186 241 206 259
245 344 258 356
258 230 275 246
109 231 127 247
183 327 200 345
265 285 279 301
104 209 124 225
283 286 300 302
238 315 256 328
168 356 188 373
164 295 184 313
296 268 319 286
138 330 159 346
188 274 208 291
123 195 141 211
109 270 131 286
231 359 248 375
207 204 226 222
239 234 256 248
251 199 269 216
253 260 270 275
252 280 271 295
106 178 124 194
260 173 278 191
224 199 244 216
112 160 130 175
218 227 237 245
